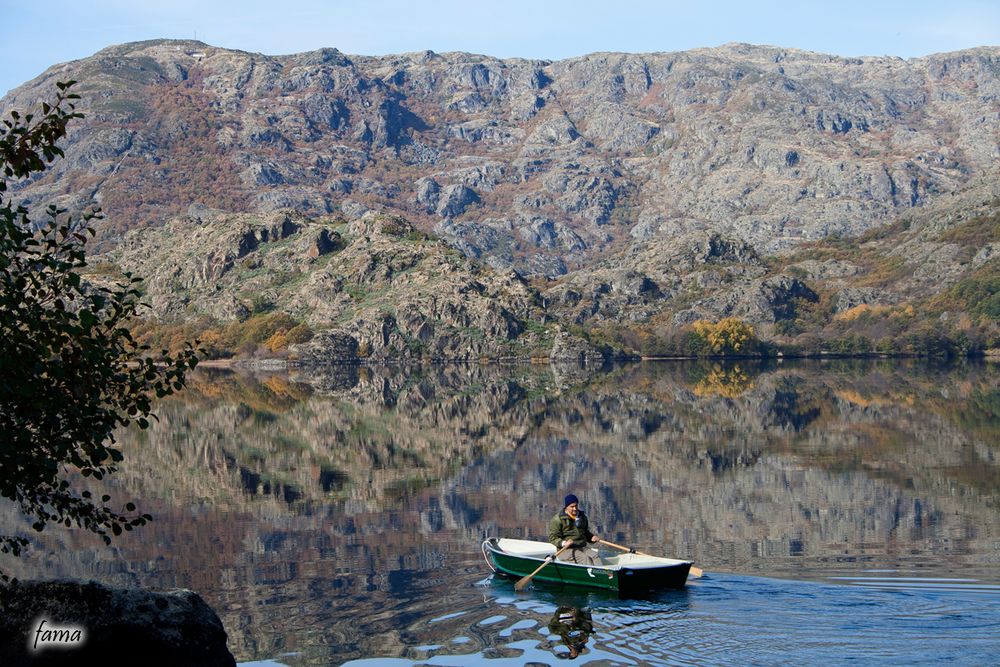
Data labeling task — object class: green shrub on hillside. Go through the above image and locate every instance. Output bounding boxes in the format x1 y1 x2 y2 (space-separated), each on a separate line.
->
934 262 1000 322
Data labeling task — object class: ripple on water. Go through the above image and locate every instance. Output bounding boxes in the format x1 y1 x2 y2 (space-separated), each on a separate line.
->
252 571 1000 666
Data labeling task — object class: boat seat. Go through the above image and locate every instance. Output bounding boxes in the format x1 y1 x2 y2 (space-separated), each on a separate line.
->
497 538 556 558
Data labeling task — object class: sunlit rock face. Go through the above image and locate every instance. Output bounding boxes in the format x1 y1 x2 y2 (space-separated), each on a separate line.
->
5 40 1000 274
109 208 617 362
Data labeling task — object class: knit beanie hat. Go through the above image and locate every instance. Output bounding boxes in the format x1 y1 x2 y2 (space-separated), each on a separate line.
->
564 494 579 507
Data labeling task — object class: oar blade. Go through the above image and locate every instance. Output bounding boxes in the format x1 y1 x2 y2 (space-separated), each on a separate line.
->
513 546 567 591
515 561 547 591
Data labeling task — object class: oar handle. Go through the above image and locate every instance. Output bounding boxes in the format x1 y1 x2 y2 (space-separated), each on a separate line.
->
599 539 649 556
514 544 570 591
599 539 704 577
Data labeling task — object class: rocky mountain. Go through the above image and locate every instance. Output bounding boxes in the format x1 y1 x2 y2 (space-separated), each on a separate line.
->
3 40 998 356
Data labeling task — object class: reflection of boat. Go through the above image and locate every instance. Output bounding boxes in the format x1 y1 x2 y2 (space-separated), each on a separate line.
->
482 538 692 593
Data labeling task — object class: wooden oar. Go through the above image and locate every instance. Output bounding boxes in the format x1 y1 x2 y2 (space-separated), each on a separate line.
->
514 545 571 591
599 539 704 578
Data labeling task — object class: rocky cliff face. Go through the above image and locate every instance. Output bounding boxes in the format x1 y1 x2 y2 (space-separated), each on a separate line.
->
5 40 998 351
5 40 999 276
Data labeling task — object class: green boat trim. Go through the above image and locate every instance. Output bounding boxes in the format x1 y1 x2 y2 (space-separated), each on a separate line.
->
482 537 692 593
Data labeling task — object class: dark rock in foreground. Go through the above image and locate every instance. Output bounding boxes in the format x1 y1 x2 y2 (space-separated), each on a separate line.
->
0 580 236 667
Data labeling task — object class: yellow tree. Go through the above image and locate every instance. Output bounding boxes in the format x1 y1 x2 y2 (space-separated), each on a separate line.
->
692 317 756 354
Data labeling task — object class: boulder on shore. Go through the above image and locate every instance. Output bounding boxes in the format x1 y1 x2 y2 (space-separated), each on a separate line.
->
0 579 236 667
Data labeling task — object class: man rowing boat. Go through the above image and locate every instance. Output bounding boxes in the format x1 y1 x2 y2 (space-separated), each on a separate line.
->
548 494 602 566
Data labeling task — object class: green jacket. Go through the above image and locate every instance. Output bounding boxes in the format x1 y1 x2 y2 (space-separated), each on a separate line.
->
549 511 594 549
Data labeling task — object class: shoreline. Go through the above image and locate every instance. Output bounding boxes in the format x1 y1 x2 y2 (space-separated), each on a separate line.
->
189 350 999 370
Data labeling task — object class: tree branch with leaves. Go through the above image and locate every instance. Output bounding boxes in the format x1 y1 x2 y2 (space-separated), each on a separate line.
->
0 82 198 580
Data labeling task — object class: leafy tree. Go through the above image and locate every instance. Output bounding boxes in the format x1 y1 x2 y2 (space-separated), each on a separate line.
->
691 317 757 355
0 82 198 579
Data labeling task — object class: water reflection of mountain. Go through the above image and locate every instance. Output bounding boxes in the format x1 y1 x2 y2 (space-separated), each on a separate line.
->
468 360 997 571
110 360 999 509
37 360 1000 570
1 360 996 664
107 364 553 509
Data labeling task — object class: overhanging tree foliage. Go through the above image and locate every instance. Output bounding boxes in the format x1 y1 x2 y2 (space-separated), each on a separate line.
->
0 82 198 579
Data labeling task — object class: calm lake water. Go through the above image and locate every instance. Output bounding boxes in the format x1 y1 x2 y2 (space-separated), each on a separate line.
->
2 359 998 666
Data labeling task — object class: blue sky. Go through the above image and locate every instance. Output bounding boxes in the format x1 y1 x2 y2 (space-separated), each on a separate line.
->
3 0 999 96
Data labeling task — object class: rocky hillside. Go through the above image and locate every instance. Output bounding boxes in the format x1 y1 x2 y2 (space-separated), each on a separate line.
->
103 188 997 359
543 182 1000 349
4 40 998 356
106 207 612 362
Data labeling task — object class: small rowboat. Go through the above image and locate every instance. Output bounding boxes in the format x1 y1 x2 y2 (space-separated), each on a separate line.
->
482 537 693 593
